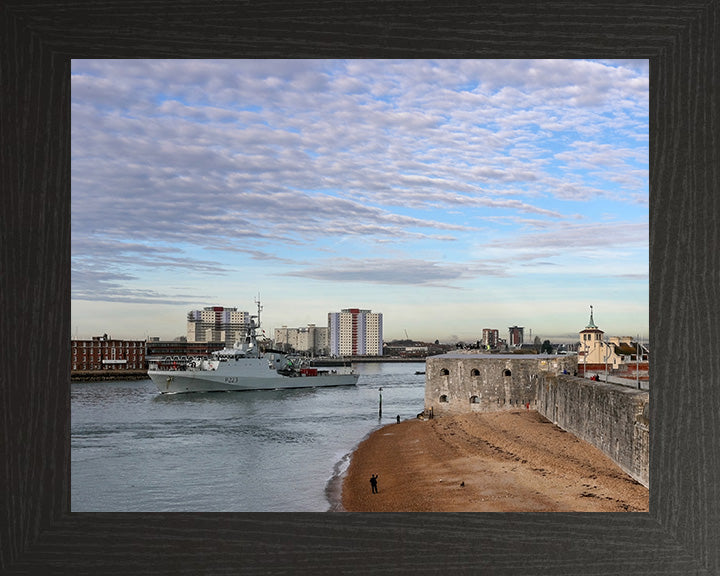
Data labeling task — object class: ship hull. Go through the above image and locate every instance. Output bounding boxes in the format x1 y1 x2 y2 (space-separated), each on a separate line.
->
148 367 358 394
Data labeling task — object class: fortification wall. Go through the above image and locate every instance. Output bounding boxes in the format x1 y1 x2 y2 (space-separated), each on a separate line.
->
424 353 577 416
537 374 649 487
424 353 649 487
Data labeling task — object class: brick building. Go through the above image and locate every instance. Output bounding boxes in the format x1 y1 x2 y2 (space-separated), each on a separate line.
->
71 335 146 371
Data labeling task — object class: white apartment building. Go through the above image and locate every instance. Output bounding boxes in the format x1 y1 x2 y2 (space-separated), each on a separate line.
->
274 324 329 356
328 308 383 357
482 328 499 348
186 306 250 345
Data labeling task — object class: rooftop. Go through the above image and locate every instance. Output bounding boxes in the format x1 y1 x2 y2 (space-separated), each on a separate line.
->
429 353 573 360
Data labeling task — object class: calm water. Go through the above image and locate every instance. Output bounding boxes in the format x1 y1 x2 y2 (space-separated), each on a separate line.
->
71 362 426 512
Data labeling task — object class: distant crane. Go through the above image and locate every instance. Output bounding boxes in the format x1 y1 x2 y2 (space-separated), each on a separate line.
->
404 329 410 341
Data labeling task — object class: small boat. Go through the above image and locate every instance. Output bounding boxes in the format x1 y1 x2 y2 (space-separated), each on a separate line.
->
415 370 426 375
147 300 359 394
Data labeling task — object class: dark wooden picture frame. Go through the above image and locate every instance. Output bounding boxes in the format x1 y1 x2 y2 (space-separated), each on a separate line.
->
2 2 718 574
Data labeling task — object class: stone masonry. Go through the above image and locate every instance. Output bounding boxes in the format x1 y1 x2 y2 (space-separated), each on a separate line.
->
424 352 649 487
425 353 578 415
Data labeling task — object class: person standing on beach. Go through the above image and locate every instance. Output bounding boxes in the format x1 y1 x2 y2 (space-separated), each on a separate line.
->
370 474 378 494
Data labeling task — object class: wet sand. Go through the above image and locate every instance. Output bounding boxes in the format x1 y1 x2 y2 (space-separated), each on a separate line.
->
340 410 648 512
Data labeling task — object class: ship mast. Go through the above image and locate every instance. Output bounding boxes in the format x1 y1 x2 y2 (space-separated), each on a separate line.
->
254 294 263 329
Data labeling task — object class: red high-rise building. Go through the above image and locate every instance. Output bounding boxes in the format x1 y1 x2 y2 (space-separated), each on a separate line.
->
508 326 524 347
328 308 383 356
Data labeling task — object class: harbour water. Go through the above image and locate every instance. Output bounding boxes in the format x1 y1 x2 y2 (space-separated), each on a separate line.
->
71 361 426 512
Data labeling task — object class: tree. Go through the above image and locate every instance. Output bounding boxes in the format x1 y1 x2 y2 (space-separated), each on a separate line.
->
541 339 553 354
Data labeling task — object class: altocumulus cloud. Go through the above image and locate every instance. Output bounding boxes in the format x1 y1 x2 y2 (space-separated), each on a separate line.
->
71 58 648 328
281 258 509 288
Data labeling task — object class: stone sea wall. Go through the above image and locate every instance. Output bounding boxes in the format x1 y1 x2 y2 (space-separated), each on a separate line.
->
425 353 649 487
536 374 649 487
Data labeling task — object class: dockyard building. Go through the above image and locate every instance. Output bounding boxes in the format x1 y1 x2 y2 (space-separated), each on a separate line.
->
145 339 225 362
72 335 147 372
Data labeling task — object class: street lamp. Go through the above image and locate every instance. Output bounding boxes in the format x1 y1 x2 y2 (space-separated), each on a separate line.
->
603 339 614 383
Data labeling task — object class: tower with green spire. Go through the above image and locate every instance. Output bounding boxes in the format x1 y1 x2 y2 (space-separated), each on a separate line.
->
586 305 598 329
579 305 605 372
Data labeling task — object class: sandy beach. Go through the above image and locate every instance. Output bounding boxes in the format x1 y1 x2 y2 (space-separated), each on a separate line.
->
340 410 648 512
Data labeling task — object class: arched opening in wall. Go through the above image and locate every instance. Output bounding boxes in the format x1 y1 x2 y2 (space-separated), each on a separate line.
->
470 395 480 404
503 369 512 377
440 368 450 376
471 368 480 377
439 394 448 403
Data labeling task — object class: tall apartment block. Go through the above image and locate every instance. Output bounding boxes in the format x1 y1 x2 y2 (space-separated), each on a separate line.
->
482 328 499 348
187 306 250 345
508 325 524 347
328 308 383 357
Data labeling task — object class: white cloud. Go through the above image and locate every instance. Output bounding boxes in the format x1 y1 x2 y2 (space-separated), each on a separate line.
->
281 257 509 288
71 59 648 339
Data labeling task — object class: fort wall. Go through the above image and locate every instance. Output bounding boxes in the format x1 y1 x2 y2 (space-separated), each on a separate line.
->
424 353 578 415
537 374 649 486
424 353 649 487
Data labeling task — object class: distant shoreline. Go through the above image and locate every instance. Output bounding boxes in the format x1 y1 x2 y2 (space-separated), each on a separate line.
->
312 357 426 366
71 370 150 382
71 357 428 381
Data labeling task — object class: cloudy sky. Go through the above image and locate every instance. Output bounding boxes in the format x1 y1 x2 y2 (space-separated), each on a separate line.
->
71 59 648 343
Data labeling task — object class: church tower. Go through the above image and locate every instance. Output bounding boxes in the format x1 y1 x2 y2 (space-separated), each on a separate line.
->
580 305 604 342
579 305 605 370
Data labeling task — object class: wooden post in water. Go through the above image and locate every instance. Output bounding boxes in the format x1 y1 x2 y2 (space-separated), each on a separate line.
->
636 335 641 389
378 388 383 419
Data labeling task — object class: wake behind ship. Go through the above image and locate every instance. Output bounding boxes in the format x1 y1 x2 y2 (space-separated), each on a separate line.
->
147 300 358 394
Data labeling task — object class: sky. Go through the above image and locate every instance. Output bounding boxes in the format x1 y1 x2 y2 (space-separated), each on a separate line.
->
71 59 649 344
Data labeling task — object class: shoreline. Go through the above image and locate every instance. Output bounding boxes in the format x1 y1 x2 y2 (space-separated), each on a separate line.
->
338 410 649 513
325 423 386 512
325 453 350 512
